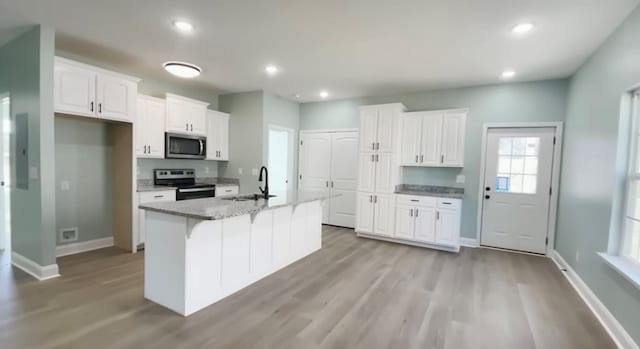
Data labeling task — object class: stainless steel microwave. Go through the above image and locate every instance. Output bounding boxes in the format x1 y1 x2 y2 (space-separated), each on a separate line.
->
165 133 206 159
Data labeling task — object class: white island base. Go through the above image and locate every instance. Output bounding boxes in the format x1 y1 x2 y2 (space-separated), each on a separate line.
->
144 200 322 316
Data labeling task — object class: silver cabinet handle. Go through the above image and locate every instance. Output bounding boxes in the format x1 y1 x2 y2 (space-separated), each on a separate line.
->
371 142 375 150
415 209 419 217
437 211 440 220
371 154 375 162
420 155 424 163
374 195 377 203
410 209 413 217
98 103 102 114
186 123 189 131
441 155 444 164
375 154 379 162
326 181 329 187
377 142 380 150
369 195 373 203
331 181 334 188
90 101 94 112
144 145 147 154
415 155 419 163
191 124 193 132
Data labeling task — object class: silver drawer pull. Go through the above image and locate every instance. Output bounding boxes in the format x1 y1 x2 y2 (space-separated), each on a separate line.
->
410 199 419 202
441 202 452 205
225 189 232 192
154 195 164 198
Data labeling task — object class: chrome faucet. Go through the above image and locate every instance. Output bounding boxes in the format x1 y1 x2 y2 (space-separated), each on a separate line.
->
258 166 269 199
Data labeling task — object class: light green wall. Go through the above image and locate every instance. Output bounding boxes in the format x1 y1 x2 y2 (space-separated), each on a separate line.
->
55 117 113 245
300 79 569 239
263 92 300 189
0 26 57 266
137 159 219 180
556 6 640 342
218 91 264 193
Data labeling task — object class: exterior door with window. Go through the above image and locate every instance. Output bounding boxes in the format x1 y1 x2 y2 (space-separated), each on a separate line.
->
480 127 556 254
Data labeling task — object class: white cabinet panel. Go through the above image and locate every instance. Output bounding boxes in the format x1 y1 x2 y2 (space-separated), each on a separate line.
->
137 190 176 245
394 205 415 240
290 204 307 260
304 201 323 254
272 207 292 268
207 110 230 160
374 153 394 193
373 194 394 237
96 74 135 121
356 193 375 233
215 185 239 197
357 153 376 192
421 114 443 166
359 108 378 151
441 113 466 167
414 207 437 243
136 95 166 158
436 209 459 247
376 106 395 153
54 61 96 117
221 215 251 290
250 211 273 278
166 94 209 136
400 115 422 165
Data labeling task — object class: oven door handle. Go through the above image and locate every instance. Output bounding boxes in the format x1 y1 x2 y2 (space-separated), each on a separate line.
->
178 187 215 193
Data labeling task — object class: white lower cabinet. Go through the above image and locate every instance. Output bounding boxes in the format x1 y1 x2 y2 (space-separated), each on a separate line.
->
355 193 395 237
391 195 461 251
215 185 239 197
137 190 176 245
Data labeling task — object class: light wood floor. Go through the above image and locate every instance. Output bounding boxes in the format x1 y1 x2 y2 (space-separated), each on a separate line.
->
0 226 614 349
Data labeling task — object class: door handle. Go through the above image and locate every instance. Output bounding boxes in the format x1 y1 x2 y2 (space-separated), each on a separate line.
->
375 154 379 162
98 103 102 113
485 195 490 200
485 187 491 191
191 124 193 132
371 142 375 150
420 155 424 163
90 101 94 112
199 140 204 155
437 211 440 220
369 195 373 203
186 123 189 131
415 155 419 163
374 195 377 203
415 209 419 217
441 155 444 164
376 142 380 150
371 154 375 162
331 181 334 188
326 181 329 187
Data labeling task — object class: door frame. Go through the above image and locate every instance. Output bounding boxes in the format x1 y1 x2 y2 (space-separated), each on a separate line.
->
0 92 9 252
267 124 296 191
475 122 564 255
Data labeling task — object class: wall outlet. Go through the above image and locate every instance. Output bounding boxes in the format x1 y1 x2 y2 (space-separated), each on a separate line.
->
238 168 243 175
252 168 258 176
456 175 465 184
60 181 70 191
59 227 78 243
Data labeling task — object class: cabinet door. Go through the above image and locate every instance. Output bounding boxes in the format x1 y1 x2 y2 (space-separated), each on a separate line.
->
441 113 466 167
206 111 222 160
400 114 422 165
96 74 135 121
166 97 190 134
373 194 395 237
436 209 460 246
135 98 147 157
421 114 443 166
394 205 415 240
359 108 378 151
374 153 394 193
54 61 96 117
355 193 375 234
217 113 230 160
357 152 376 192
146 98 166 158
376 106 395 152
414 207 437 243
188 103 207 136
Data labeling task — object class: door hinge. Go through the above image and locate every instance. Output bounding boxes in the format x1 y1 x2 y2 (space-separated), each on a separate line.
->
553 137 556 145
300 140 303 146
545 237 549 245
299 174 302 180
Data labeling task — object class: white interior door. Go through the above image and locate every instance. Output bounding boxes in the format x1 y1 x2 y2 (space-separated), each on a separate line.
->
328 132 359 228
269 128 292 192
480 127 556 254
299 133 331 221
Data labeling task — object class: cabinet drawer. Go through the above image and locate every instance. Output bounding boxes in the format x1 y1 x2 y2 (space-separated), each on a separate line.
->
437 198 461 210
396 195 436 207
139 190 176 203
216 185 239 197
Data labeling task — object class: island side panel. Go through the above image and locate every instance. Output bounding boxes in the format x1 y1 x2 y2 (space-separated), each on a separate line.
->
305 200 323 254
250 210 274 279
144 211 187 315
272 206 293 269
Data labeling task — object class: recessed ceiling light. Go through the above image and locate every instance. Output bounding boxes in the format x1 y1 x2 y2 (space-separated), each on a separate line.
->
265 65 279 76
501 70 516 79
173 20 194 33
163 61 202 78
511 22 534 35
319 90 329 99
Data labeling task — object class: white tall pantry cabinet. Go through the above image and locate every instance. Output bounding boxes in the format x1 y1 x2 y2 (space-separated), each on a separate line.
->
355 103 406 237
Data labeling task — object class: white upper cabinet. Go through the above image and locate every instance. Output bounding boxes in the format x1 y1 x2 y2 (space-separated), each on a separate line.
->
359 108 378 152
136 95 166 158
165 93 209 136
399 109 467 167
359 104 405 152
376 106 395 153
206 110 230 160
54 57 139 122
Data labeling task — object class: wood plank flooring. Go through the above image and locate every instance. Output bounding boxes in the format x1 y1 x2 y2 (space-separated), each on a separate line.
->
0 226 615 349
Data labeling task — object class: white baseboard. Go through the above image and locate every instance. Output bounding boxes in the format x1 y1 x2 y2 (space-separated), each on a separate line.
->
11 252 60 281
460 237 478 248
551 250 639 349
56 237 114 257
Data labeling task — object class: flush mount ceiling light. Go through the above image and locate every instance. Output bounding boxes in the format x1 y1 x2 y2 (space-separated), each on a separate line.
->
173 20 194 33
319 90 329 99
163 61 202 78
265 64 279 76
511 22 534 35
501 70 516 79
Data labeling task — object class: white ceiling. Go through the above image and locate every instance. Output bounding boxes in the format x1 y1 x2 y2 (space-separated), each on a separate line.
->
0 0 638 101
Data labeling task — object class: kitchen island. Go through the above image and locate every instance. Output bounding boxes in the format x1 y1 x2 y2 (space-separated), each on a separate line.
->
138 191 337 316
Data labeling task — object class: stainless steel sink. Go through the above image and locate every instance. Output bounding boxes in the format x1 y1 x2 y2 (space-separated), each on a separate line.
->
221 194 277 201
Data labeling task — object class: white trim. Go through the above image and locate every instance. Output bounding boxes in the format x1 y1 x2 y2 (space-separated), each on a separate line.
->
460 237 478 248
55 56 141 83
598 252 640 291
475 122 563 255
300 128 359 134
267 124 296 192
11 252 60 281
356 232 460 253
551 250 639 349
55 237 114 257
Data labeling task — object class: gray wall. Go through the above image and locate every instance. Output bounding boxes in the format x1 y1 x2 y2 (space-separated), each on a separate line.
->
263 92 300 189
0 26 57 266
300 79 569 239
555 5 640 343
55 117 113 245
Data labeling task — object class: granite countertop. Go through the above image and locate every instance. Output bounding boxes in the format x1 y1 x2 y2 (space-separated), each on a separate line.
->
139 190 339 221
395 184 464 199
214 183 239 187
